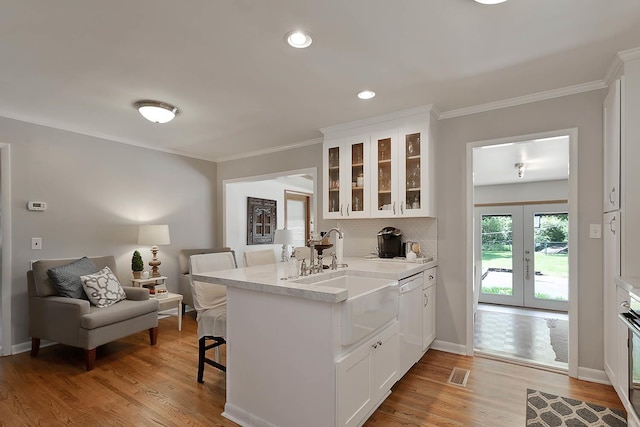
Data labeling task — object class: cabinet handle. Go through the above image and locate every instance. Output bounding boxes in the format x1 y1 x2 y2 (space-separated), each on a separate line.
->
372 343 378 349
621 300 631 309
346 204 350 216
429 275 434 280
400 201 404 214
424 293 429 307
609 216 616 235
609 187 616 206
340 204 344 216
377 340 383 346
393 202 396 215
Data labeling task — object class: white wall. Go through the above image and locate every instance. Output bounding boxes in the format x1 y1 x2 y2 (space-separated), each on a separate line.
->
2 116 217 350
225 180 311 265
474 180 569 205
437 89 604 371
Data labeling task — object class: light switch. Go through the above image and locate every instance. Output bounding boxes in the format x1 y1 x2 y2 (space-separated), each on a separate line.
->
589 224 602 239
31 237 42 250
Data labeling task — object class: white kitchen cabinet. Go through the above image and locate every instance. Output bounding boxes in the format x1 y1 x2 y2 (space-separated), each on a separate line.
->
321 106 436 219
604 211 621 385
617 287 630 401
336 322 398 427
423 268 436 351
603 79 621 213
323 136 372 219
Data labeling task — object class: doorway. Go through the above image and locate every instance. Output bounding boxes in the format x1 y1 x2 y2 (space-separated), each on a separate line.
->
466 130 577 376
476 203 568 312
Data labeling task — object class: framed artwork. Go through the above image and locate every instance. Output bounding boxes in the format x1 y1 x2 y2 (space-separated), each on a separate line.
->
247 197 277 245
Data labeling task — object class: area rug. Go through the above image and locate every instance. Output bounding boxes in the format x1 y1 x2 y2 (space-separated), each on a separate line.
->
526 389 627 426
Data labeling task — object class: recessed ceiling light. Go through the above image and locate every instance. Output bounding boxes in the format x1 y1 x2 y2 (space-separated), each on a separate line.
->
134 100 179 124
474 0 508 4
357 90 376 100
285 30 313 48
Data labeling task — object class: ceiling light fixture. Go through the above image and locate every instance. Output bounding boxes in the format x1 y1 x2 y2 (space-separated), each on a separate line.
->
474 0 508 4
285 30 313 48
357 90 376 100
515 162 525 179
134 100 179 124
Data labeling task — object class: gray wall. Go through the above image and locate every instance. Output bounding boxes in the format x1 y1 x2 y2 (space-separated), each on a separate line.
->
216 143 337 247
2 116 217 348
436 89 604 370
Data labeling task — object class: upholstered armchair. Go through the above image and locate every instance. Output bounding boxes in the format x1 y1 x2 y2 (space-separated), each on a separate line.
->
27 256 159 371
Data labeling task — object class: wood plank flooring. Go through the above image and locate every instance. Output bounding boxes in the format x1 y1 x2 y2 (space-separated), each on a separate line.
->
0 313 624 426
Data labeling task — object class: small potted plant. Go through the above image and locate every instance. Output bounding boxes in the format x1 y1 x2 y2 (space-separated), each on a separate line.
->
131 250 144 279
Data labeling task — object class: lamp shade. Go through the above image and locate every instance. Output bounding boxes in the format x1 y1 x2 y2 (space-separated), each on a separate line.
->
138 225 171 245
274 229 294 245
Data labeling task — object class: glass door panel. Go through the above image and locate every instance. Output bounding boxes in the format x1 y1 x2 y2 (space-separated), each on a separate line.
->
523 204 569 311
351 142 365 214
405 132 421 211
476 206 524 306
377 137 393 213
328 146 341 214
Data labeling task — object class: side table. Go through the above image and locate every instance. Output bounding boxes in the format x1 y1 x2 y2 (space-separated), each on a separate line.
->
155 292 183 331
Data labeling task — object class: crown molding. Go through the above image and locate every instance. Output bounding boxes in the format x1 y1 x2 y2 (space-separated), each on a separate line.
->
618 47 640 62
216 137 323 163
437 80 606 120
320 104 434 135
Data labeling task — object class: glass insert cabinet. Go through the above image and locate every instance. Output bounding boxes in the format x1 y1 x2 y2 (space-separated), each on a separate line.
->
322 110 434 219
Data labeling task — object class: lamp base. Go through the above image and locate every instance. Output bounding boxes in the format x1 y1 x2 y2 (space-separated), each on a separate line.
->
149 246 162 277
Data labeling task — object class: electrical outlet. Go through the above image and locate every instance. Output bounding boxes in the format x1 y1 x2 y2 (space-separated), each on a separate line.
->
589 224 602 239
31 237 42 250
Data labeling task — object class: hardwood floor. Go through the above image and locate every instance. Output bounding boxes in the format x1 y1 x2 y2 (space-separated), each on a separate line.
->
0 314 624 426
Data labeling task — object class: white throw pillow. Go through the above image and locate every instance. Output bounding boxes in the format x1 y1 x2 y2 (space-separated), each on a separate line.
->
80 266 127 308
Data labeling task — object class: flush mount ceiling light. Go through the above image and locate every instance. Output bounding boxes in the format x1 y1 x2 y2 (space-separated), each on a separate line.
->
474 0 508 4
357 90 376 100
134 100 179 124
285 30 313 48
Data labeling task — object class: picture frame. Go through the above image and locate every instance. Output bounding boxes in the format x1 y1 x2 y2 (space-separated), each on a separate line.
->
247 197 277 245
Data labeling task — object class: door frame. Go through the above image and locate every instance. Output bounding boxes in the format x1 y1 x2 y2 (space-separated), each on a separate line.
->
466 129 578 378
0 143 12 356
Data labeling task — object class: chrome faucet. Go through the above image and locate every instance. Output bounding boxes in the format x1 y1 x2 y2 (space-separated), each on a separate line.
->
325 228 347 269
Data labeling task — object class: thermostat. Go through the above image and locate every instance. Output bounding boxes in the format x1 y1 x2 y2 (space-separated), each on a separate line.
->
27 201 47 211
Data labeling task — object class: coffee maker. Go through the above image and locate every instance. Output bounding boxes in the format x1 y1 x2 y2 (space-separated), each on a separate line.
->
377 227 402 258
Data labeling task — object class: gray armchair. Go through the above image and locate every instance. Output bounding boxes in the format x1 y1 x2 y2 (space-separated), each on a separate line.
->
178 248 233 313
27 256 159 371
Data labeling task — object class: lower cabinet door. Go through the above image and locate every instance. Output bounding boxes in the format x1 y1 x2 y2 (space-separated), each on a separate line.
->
372 322 399 400
423 284 436 350
336 343 373 427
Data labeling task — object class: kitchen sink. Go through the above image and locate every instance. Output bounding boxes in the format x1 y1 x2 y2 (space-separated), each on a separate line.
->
295 273 398 345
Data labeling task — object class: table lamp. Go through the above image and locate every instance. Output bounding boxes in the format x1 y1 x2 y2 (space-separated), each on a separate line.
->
274 229 294 262
138 224 171 277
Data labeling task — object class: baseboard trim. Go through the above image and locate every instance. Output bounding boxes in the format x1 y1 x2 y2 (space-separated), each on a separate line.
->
431 340 467 355
12 339 57 355
223 402 279 427
577 367 610 385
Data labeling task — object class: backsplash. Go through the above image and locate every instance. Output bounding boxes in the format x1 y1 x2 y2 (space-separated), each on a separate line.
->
335 218 437 259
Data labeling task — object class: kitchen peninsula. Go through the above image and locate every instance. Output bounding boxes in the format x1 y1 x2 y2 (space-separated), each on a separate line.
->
192 257 437 427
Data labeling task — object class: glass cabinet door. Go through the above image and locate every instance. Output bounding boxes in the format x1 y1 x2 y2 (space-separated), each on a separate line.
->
327 145 341 215
370 130 398 218
399 126 432 217
346 135 370 217
404 132 422 213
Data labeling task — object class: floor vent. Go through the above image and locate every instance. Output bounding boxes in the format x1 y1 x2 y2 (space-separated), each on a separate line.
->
447 367 470 387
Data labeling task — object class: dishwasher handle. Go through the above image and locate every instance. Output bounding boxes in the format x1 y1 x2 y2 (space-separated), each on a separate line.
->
399 278 423 294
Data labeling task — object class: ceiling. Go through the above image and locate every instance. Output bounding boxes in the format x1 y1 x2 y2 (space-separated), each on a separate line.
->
2 1 640 162
473 136 569 186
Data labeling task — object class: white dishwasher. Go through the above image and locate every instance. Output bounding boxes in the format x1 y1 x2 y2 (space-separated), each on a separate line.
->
398 272 425 379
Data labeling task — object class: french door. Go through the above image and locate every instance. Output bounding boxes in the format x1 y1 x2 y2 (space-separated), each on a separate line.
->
475 203 569 311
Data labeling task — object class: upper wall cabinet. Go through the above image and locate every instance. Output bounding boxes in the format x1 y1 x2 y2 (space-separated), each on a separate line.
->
321 106 436 219
603 78 621 213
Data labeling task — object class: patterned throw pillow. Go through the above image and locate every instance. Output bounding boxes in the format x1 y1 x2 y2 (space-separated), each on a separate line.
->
80 266 127 308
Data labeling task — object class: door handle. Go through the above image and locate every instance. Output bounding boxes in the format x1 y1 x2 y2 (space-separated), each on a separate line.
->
609 187 616 206
525 258 531 280
609 216 616 235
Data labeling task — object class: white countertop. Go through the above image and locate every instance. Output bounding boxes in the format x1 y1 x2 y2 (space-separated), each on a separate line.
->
191 257 437 303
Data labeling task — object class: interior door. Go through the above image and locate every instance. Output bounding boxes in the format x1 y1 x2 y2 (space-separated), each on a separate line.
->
476 206 525 306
